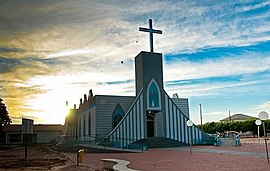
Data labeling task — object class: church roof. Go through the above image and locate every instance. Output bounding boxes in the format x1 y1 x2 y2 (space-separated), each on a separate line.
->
220 113 257 122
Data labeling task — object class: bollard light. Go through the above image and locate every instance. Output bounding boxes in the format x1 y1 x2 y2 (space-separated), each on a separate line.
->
186 120 193 155
255 120 262 146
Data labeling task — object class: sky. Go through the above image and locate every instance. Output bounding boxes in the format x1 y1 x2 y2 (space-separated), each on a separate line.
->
0 0 270 125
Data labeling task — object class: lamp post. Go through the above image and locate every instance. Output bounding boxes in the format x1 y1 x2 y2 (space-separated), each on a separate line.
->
258 111 269 164
255 120 262 146
186 120 193 155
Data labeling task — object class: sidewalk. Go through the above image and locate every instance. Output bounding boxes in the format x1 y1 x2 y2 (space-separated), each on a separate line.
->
61 140 270 171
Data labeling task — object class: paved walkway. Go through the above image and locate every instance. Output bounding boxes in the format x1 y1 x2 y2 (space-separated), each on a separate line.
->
61 139 270 171
172 146 266 157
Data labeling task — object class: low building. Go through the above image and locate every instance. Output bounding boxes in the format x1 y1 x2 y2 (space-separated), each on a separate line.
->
220 114 257 122
3 124 63 144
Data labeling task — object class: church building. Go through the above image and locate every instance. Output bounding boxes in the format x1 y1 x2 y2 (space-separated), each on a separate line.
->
64 19 211 148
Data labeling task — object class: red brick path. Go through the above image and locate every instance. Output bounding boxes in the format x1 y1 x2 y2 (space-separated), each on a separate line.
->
64 139 270 171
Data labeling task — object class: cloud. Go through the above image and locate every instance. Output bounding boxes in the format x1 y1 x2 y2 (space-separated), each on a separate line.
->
46 49 96 59
0 57 22 73
164 52 270 81
249 101 270 116
197 111 228 123
97 79 134 86
0 81 47 122
1 0 270 123
0 46 24 53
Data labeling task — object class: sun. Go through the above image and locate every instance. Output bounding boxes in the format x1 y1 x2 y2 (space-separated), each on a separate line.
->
27 92 69 125
25 74 92 125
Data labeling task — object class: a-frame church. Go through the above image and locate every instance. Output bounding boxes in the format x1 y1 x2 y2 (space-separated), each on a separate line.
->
64 19 212 148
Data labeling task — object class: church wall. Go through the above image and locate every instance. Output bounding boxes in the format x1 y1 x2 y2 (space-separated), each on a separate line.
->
155 112 164 137
89 107 96 137
78 114 82 137
77 105 94 136
95 95 135 135
77 106 96 140
172 98 190 118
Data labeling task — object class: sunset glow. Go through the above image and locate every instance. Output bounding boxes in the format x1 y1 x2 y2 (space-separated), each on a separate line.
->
1 0 270 124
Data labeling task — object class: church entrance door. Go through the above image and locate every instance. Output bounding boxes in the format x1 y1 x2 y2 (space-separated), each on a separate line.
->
147 114 154 137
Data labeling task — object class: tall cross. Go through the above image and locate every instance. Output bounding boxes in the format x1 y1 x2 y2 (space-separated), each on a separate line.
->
139 19 162 52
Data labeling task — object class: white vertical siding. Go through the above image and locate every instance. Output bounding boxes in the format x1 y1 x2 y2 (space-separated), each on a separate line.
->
173 105 177 141
177 110 181 142
105 90 145 148
133 107 137 140
127 113 130 143
123 119 126 147
169 100 173 139
164 91 204 145
140 95 144 139
136 101 140 139
130 110 133 141
165 95 169 138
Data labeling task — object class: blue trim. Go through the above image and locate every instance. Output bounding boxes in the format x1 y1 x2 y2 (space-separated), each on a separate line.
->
172 101 175 140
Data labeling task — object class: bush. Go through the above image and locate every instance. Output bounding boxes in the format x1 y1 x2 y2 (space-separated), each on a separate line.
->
201 119 268 136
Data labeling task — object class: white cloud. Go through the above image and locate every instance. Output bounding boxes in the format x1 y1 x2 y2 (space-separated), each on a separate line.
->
47 49 96 58
164 53 270 81
166 80 264 98
2 0 270 123
249 101 270 117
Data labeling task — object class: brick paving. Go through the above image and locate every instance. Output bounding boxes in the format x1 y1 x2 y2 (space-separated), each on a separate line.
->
63 139 270 171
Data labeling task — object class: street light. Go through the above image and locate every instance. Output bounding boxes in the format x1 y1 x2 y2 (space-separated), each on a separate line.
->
255 120 262 146
186 120 193 155
258 111 269 164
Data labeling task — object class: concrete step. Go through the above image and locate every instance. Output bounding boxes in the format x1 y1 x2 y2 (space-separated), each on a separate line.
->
220 138 237 146
135 137 187 148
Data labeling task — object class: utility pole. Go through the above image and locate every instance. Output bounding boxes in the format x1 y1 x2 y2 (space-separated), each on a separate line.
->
199 104 203 127
229 110 232 131
229 110 231 123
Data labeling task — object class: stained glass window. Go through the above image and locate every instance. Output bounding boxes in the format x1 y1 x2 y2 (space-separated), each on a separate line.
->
147 79 161 110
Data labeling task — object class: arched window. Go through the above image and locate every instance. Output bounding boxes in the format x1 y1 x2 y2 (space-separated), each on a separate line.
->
112 103 125 129
147 79 161 110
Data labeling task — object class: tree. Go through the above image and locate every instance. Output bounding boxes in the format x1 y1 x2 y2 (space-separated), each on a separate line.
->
0 98 12 132
201 122 217 134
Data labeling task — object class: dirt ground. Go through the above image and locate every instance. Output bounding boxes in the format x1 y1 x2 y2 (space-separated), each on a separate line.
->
0 144 68 170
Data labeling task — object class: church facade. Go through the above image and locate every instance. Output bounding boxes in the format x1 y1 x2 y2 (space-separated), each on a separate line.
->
65 52 211 148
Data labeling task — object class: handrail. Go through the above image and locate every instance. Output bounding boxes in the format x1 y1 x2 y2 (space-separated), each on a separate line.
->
235 134 241 147
214 132 221 146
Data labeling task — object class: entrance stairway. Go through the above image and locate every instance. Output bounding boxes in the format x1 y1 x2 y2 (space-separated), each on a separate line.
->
134 137 187 148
